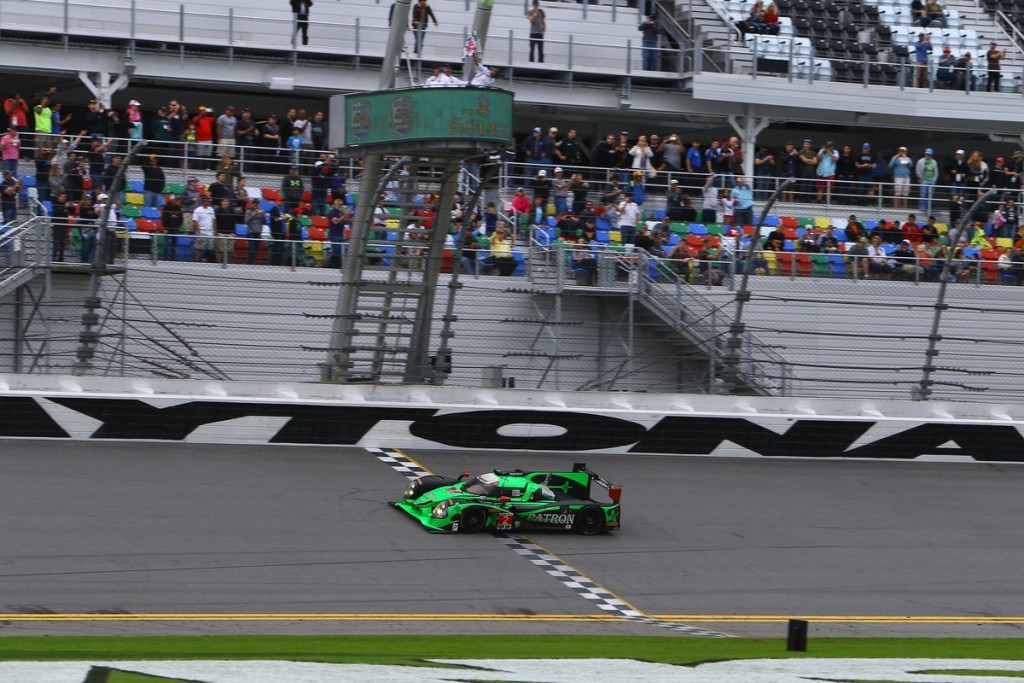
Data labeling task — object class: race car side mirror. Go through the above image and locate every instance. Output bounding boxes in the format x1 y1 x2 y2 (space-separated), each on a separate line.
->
458 471 470 480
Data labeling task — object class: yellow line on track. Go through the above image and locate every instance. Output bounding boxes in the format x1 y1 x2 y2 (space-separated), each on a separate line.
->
3 614 1024 623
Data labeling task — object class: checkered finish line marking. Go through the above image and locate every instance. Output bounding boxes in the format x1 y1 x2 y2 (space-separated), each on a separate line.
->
370 447 732 638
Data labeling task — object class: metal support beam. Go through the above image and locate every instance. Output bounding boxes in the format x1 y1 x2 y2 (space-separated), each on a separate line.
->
727 108 771 179
77 71 130 109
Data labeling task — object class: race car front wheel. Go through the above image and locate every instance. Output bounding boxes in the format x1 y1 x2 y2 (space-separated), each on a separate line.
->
574 506 605 535
459 507 487 533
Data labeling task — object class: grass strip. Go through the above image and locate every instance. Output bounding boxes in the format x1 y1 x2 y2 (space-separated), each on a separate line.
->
1 635 1024 664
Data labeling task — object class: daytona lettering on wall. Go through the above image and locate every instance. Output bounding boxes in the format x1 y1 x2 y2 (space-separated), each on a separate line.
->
4 396 1024 462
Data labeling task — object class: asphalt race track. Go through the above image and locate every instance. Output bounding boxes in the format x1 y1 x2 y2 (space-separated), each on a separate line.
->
3 440 1024 638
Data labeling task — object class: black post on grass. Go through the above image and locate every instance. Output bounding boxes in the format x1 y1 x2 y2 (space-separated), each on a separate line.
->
786 619 808 651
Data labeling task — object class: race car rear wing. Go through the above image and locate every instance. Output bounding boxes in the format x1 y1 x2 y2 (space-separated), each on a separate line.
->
573 462 622 503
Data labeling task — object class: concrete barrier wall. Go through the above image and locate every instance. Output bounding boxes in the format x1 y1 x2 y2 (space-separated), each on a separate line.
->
3 374 1024 462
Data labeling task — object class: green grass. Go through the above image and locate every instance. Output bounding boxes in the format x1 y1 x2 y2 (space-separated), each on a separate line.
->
1 635 1024 664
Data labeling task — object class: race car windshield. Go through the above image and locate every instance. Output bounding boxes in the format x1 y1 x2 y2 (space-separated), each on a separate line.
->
464 475 498 496
537 484 555 500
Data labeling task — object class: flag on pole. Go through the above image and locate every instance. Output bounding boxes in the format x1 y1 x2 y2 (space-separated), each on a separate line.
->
464 32 478 57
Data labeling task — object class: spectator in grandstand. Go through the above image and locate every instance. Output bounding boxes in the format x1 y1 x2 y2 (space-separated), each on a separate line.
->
701 173 719 224
658 134 683 178
0 126 20 174
32 96 53 151
191 106 215 169
140 154 165 208
0 169 19 224
953 51 973 90
527 168 551 206
667 239 696 277
633 224 664 258
685 139 705 194
65 159 83 202
549 167 570 216
737 0 764 34
527 0 546 63
695 238 724 285
910 0 928 25
1005 197 1020 237
891 240 923 279
629 135 654 177
522 126 554 176
555 128 585 167
626 170 646 205
925 0 948 27
992 202 1007 237
952 245 978 282
986 42 1007 92
207 171 231 201
945 149 967 193
568 172 590 215
242 197 266 264
325 196 349 265
4 92 29 142
936 46 956 88
989 156 1010 198
159 193 183 261
901 213 923 243
921 215 940 243
720 188 734 226
965 150 989 197
290 0 312 46
258 114 283 173
665 178 686 220
410 0 438 55
216 105 237 160
916 148 939 212
797 139 817 201
638 14 661 70
213 196 239 264
816 226 840 253
424 64 449 86
234 108 256 171
834 144 856 205
49 190 71 262
488 222 518 275
854 143 877 205
866 234 891 278
889 146 914 210
913 33 934 88
618 193 641 244
281 166 305 214
845 214 866 242
102 154 124 196
77 196 98 262
816 141 838 204
763 2 780 32
471 64 499 88
914 241 939 280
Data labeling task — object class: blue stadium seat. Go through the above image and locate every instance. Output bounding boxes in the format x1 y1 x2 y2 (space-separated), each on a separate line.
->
653 209 666 220
784 239 796 251
763 215 780 227
596 218 612 231
596 230 610 243
688 223 707 236
21 175 35 187
827 253 846 277
129 180 144 193
235 223 247 236
124 217 136 231
259 200 275 212
140 207 161 219
833 229 847 241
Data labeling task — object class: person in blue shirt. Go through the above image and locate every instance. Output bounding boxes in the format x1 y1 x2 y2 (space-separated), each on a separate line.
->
286 127 303 166
732 175 754 226
914 33 933 88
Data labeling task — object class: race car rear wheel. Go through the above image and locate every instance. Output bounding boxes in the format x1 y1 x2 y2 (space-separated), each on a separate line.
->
459 507 488 533
574 506 605 535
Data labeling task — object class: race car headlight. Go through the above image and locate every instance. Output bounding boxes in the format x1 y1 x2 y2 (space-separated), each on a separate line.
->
431 500 450 519
403 482 416 498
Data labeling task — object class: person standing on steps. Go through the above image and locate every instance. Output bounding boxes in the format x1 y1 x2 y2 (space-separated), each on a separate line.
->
290 0 312 46
411 0 439 55
527 0 546 63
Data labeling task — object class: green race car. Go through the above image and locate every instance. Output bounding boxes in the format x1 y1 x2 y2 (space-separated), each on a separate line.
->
390 463 621 535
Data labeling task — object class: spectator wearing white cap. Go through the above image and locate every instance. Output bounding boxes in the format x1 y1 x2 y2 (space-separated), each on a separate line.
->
528 167 552 205
521 125 552 178
946 149 967 194
915 147 939 213
551 166 569 215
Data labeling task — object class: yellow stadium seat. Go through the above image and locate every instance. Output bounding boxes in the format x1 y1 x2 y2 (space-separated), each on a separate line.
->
997 237 1014 249
934 222 949 234
814 216 831 229
761 249 777 275
125 192 144 205
609 230 622 244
